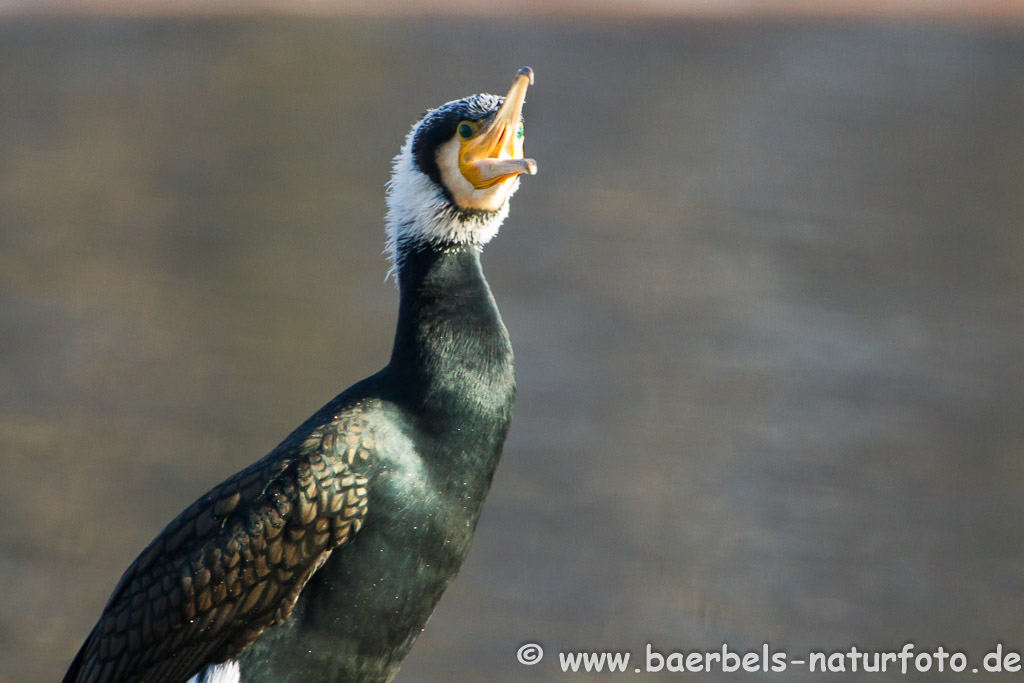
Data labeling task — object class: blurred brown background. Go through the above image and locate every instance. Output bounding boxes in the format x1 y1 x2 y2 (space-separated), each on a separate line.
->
2 5 1023 682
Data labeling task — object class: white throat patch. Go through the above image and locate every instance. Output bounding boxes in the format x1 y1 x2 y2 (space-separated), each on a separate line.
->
188 660 241 683
383 121 518 282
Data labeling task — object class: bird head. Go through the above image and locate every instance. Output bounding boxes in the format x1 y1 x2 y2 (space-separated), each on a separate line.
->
385 67 537 276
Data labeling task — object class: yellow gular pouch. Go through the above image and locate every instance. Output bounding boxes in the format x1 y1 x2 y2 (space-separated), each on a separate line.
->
437 68 537 212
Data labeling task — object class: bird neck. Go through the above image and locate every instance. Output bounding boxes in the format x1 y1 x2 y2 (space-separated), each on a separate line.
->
387 245 515 425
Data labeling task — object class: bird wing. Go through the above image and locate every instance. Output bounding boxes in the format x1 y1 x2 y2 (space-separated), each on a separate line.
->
63 407 374 683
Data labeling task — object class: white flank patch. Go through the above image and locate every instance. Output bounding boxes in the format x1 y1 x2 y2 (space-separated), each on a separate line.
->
383 120 518 283
188 659 241 683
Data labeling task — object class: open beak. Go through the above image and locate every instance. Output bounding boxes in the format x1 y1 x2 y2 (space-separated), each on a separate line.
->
459 67 538 190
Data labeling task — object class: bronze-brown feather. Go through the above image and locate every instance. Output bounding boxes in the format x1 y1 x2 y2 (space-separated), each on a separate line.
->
64 407 374 683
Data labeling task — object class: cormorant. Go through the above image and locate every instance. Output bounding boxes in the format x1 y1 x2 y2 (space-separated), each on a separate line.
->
62 67 537 683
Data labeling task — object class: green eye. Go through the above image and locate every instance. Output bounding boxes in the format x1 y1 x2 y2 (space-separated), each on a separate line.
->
457 122 473 140
516 122 525 140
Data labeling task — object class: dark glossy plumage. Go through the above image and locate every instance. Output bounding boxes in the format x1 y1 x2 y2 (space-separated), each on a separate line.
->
63 72 531 683
64 411 373 682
